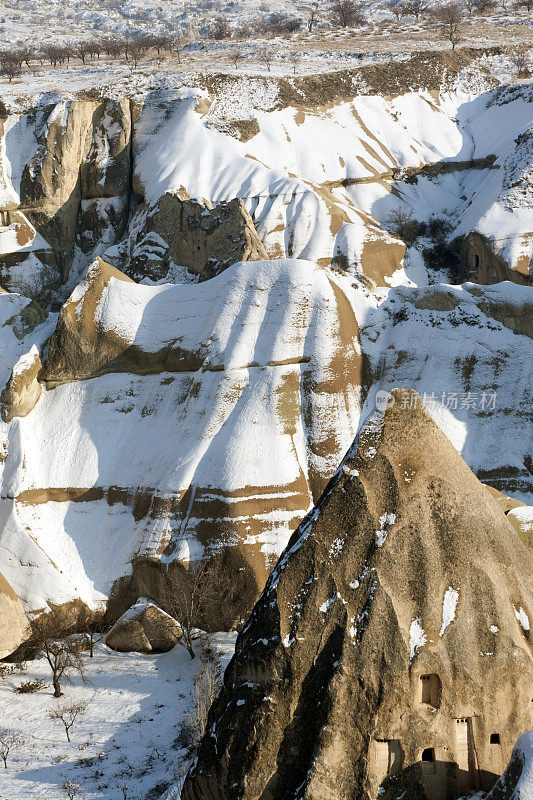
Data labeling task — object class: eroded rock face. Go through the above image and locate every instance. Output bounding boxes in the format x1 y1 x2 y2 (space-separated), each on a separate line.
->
0 571 30 658
182 389 532 800
0 99 132 297
106 597 182 653
460 231 532 286
5 256 364 623
1 345 42 422
126 193 268 282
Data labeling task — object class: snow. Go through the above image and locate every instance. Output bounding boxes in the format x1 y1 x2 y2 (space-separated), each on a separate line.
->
513 605 531 632
0 633 236 800
375 512 395 547
439 587 459 636
409 617 427 661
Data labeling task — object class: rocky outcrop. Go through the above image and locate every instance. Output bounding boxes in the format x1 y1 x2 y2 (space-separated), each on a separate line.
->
45 258 137 386
106 597 182 653
182 389 532 800
0 571 30 658
0 99 132 297
127 193 268 282
1 345 42 422
460 231 532 286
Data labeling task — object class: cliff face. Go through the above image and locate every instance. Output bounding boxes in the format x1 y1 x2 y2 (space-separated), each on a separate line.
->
182 389 533 800
0 76 531 626
0 78 531 303
0 571 30 659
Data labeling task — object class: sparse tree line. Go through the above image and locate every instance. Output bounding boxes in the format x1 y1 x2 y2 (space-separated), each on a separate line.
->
0 0 531 81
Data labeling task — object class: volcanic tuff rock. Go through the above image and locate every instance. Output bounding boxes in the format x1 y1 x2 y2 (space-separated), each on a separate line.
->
182 389 533 800
0 99 132 298
0 571 30 658
1 345 42 423
485 730 533 800
125 193 268 283
105 597 182 653
1 256 364 622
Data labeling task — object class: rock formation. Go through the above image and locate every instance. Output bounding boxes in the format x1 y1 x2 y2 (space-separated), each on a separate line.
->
126 193 268 282
485 730 533 800
182 388 532 800
3 256 364 624
1 345 42 422
106 597 182 653
0 571 30 658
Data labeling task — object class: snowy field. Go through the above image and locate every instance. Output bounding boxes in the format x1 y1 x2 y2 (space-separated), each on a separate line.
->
0 633 236 800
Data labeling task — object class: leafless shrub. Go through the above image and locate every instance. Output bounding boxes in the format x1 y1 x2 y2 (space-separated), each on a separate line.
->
14 678 47 694
0 729 24 769
50 700 89 742
61 780 80 799
289 51 301 74
386 207 422 243
0 664 15 679
180 639 222 749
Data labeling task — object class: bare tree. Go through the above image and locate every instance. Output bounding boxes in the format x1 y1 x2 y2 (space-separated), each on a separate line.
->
74 41 92 64
434 2 464 49
258 48 274 72
77 604 107 658
50 701 89 742
128 40 145 69
229 47 244 69
0 54 21 82
289 51 301 74
473 0 497 11
510 48 530 76
30 610 87 698
162 561 217 660
0 729 24 769
307 1 321 31
405 0 429 19
330 0 365 26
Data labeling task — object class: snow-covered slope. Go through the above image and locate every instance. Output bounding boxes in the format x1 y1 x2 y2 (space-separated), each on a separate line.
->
0 256 364 616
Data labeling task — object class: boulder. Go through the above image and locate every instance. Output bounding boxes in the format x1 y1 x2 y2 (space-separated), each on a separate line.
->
182 388 532 800
0 572 31 658
106 597 182 653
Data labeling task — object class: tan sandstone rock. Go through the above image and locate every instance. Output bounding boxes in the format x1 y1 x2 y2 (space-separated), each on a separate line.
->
105 597 182 653
182 388 532 800
0 572 31 658
1 345 42 422
127 193 268 282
